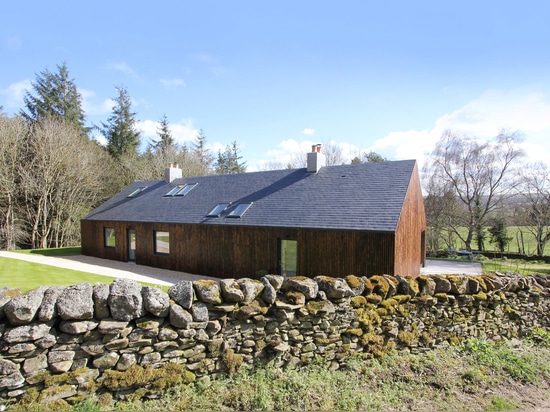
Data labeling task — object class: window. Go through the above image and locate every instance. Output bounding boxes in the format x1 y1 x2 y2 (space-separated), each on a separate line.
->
227 202 252 218
164 183 197 197
207 202 231 217
154 231 170 255
127 186 147 198
104 228 116 248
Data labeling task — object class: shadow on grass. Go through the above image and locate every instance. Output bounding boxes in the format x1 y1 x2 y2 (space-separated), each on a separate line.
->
17 247 82 257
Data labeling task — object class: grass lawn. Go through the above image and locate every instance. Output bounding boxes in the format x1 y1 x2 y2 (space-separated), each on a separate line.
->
1 247 169 293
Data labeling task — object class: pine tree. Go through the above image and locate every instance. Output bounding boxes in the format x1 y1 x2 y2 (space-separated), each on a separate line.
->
149 114 174 154
215 140 247 174
192 128 214 174
21 62 89 136
99 86 141 158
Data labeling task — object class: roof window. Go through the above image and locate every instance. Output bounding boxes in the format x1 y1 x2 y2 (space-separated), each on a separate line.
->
165 183 197 197
227 202 252 218
127 186 147 198
207 202 231 217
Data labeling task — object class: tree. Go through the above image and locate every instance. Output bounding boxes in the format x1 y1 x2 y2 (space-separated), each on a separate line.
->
21 62 89 136
149 114 174 154
19 118 109 248
364 151 388 163
323 143 345 166
192 128 214 175
487 216 512 253
424 129 524 252
515 162 550 256
215 141 247 174
0 115 27 250
99 86 141 158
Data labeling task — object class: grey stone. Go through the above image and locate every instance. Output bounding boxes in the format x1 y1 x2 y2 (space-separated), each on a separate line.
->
56 283 94 320
38 286 65 321
0 371 25 389
168 281 194 309
39 385 77 403
108 278 144 321
0 288 19 320
140 352 161 366
59 320 99 334
315 276 353 299
48 350 75 364
22 353 48 374
0 359 19 375
93 352 120 369
116 353 136 371
261 277 277 304
2 322 52 343
418 276 436 296
4 286 47 325
432 276 452 293
93 283 111 319
237 278 265 304
142 286 170 317
98 319 129 334
194 280 222 304
191 302 209 322
219 279 244 303
282 277 319 299
264 274 284 291
170 303 193 328
35 333 57 349
69 368 99 385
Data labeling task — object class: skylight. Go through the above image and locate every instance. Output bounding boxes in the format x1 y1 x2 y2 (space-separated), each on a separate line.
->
207 202 231 217
127 186 147 198
164 183 197 197
227 202 252 218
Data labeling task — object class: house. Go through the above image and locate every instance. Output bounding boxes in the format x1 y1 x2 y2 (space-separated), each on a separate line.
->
81 145 426 278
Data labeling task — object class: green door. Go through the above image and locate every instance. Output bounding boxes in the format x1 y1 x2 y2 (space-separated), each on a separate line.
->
279 239 297 277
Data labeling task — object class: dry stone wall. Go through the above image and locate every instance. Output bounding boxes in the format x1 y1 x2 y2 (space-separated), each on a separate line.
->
1 272 550 406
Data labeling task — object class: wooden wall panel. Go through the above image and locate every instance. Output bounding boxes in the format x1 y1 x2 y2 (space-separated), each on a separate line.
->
394 163 426 277
82 220 403 279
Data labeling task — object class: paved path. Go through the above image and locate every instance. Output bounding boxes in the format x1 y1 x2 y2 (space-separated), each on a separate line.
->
1 251 482 288
0 251 218 286
420 259 482 275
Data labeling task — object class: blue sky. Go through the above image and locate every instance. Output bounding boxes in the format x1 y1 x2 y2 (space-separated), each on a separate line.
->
2 0 550 171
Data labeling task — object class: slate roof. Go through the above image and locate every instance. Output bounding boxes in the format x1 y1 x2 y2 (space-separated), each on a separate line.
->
83 160 418 232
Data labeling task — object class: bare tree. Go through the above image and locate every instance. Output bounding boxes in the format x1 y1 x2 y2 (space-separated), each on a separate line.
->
515 162 550 256
424 129 524 251
20 118 110 248
0 116 27 249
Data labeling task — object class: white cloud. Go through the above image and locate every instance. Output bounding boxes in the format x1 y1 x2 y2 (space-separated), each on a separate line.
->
160 78 186 88
108 62 139 79
137 118 198 146
301 128 315 135
369 89 550 169
0 79 31 110
80 88 114 116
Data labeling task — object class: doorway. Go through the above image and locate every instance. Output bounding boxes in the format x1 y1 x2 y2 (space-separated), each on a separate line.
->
279 239 297 277
127 229 136 262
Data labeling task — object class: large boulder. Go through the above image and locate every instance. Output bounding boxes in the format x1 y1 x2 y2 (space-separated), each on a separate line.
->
315 276 353 299
4 286 47 325
168 281 194 309
142 286 170 317
193 280 222 304
237 278 265 304
93 283 111 319
108 278 144 321
38 286 65 321
219 279 244 303
282 277 318 300
56 283 94 320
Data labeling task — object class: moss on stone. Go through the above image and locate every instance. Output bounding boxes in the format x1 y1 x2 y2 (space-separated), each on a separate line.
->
365 293 383 305
101 363 195 392
345 275 363 289
397 330 416 345
346 328 364 337
222 348 243 378
473 291 488 301
369 275 391 299
350 295 367 308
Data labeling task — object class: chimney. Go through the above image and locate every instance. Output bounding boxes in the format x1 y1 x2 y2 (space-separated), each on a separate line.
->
307 144 326 173
165 162 182 183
